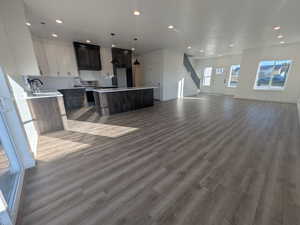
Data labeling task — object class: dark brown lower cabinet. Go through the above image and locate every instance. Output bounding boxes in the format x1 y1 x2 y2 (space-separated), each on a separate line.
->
58 88 87 117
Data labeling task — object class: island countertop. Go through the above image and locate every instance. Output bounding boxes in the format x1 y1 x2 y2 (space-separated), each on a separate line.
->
93 86 157 93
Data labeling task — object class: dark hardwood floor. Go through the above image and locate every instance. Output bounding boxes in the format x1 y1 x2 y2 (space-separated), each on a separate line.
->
17 94 300 225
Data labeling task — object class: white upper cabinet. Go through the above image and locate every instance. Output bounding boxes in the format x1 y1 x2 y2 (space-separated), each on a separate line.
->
62 44 78 77
32 38 49 76
44 41 60 76
32 37 78 77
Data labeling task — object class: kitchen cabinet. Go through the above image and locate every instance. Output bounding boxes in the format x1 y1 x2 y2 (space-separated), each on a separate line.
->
27 96 67 134
94 88 154 116
111 48 132 68
111 48 133 87
73 42 101 71
44 42 60 76
133 64 143 86
32 38 50 75
32 38 79 77
58 44 78 76
58 88 87 117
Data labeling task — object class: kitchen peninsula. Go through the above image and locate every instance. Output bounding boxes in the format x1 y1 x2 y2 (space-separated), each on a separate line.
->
93 87 156 116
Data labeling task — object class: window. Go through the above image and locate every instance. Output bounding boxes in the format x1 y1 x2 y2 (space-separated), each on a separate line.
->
254 60 292 90
228 65 240 87
203 67 213 86
216 68 224 75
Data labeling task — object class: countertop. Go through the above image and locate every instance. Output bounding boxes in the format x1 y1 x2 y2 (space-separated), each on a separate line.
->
25 91 63 100
93 87 157 93
25 87 156 98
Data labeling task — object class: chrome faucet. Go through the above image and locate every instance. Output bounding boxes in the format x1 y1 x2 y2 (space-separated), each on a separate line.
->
27 78 44 93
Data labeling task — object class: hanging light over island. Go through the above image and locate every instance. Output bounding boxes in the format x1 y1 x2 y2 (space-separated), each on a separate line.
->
133 38 140 65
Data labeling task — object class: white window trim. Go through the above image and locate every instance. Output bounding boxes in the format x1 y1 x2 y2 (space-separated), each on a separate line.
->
253 60 292 91
228 65 240 88
215 67 224 75
253 86 286 91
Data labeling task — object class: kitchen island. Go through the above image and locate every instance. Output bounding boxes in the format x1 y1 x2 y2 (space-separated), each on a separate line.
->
93 87 156 116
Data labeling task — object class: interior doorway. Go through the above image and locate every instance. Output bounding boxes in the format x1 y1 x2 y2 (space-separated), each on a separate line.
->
213 71 226 94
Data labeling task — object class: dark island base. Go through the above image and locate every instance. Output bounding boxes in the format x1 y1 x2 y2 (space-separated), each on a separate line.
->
94 89 154 116
58 88 87 117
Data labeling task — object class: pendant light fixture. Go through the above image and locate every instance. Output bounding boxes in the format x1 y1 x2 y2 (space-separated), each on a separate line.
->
134 58 140 65
133 38 140 65
132 4 141 66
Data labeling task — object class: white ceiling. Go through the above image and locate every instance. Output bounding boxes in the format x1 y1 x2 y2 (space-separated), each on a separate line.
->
24 0 300 58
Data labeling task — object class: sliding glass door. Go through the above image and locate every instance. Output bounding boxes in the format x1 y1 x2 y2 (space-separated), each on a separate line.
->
0 110 22 207
0 67 33 225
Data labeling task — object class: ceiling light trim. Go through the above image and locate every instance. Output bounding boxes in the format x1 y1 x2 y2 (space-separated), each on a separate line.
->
273 26 281 31
55 19 63 24
133 10 141 16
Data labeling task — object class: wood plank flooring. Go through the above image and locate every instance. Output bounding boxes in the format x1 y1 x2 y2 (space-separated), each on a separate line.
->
17 94 300 225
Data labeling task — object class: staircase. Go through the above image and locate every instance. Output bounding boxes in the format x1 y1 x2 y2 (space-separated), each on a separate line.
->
183 54 200 89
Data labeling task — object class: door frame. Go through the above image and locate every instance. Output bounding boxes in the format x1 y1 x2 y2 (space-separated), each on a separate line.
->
0 111 25 224
0 67 33 224
213 70 226 94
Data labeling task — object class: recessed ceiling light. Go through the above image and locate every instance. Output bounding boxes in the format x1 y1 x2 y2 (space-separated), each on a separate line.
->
55 19 63 24
51 33 58 38
187 46 192 49
277 35 284 39
131 47 135 51
112 44 116 47
229 44 234 48
199 49 204 53
168 25 174 29
280 41 285 44
133 10 141 16
26 22 31 26
273 26 281 31
86 40 91 43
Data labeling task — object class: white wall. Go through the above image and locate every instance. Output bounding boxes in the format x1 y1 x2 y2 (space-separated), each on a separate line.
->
194 43 300 103
0 0 40 161
140 50 164 100
235 44 300 103
0 0 39 76
193 54 242 96
29 76 76 90
140 49 199 101
162 49 198 101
